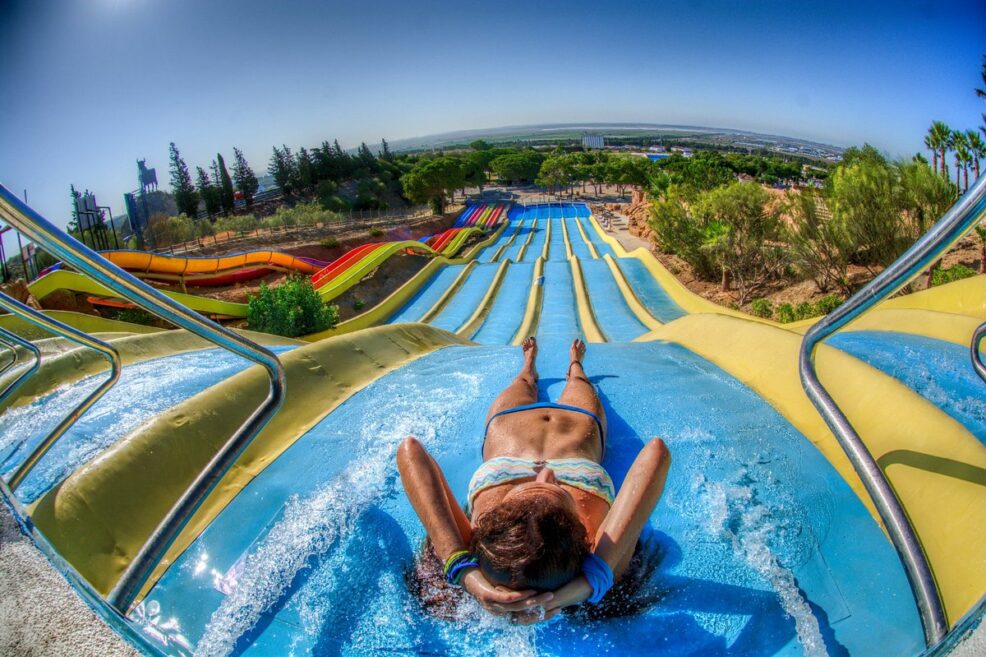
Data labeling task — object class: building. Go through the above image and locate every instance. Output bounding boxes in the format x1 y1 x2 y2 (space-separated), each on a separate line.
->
582 133 604 149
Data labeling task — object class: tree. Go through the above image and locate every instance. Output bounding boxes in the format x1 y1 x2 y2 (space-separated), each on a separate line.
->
929 121 952 179
691 181 786 301
924 128 939 175
380 138 394 162
168 142 198 217
297 147 316 193
966 130 985 180
196 166 221 218
490 151 544 183
536 156 576 194
269 145 296 195
401 157 465 214
232 147 259 207
470 139 492 151
216 153 235 214
952 130 969 190
786 189 853 295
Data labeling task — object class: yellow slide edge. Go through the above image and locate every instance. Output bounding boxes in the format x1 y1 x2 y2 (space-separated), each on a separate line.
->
512 257 545 345
569 256 606 343
602 254 662 331
457 259 510 338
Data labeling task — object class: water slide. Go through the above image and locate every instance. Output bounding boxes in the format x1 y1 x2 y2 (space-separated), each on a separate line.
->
3 197 984 657
101 249 327 286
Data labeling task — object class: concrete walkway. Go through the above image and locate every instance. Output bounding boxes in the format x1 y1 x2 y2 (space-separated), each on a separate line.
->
0 501 137 657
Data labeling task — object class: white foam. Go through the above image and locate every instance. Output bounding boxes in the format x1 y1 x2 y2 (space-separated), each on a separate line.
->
193 370 479 657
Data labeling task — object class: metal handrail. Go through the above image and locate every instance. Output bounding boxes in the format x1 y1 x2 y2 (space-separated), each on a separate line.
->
0 327 41 405
0 183 287 613
0 294 121 492
799 173 986 645
971 321 986 384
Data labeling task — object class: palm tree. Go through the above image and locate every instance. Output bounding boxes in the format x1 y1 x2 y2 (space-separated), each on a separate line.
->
967 130 985 180
924 131 939 174
930 121 952 179
953 130 969 190
977 54 986 100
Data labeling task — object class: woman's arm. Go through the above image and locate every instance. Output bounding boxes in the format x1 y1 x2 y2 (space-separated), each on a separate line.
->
397 437 552 614
542 437 671 612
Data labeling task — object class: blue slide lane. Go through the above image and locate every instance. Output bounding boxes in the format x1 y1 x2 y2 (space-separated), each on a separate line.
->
536 261 582 353
500 218 533 262
470 262 535 344
429 263 499 333
139 342 922 657
546 218 568 262
520 217 548 263
0 345 296 504
564 217 593 260
614 257 687 323
476 215 521 263
580 259 649 342
387 264 466 324
829 330 986 443
575 213 616 257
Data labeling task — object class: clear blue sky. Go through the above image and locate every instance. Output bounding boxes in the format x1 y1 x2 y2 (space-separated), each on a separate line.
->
0 0 984 234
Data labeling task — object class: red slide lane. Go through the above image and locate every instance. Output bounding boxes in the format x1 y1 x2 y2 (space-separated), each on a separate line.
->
483 205 503 227
430 228 460 254
312 243 380 288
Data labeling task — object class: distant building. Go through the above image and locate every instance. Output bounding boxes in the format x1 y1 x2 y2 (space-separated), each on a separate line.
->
582 133 604 149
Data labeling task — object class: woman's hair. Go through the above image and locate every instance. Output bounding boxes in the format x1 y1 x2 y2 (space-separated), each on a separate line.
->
405 493 668 621
471 494 589 591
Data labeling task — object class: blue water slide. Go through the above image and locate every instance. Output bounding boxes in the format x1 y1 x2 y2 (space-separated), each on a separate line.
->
429 263 500 333
565 217 593 260
470 262 535 344
611 257 686 323
387 264 467 324
579 259 649 341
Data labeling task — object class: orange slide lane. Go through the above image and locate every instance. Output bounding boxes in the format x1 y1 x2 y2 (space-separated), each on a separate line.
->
103 249 326 280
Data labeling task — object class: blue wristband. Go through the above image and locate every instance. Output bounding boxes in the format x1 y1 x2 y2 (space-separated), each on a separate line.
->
447 560 480 586
582 553 614 604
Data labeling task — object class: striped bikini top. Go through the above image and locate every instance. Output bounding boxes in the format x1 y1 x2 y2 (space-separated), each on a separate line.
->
467 456 616 513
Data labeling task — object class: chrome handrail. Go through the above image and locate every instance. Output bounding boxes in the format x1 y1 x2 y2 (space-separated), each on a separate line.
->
0 294 121 492
0 183 287 613
0 327 41 405
971 321 986 384
799 173 986 645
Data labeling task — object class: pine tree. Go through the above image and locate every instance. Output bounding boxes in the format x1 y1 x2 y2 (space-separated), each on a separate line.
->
297 147 316 193
196 166 221 217
269 145 296 195
232 147 259 207
68 184 81 231
380 138 393 161
216 153 235 214
169 142 199 217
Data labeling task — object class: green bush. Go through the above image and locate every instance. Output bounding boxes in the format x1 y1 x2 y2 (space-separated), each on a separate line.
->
750 298 773 319
369 227 384 238
115 308 157 326
352 299 365 311
814 294 843 315
320 236 340 248
794 302 814 321
247 276 338 337
931 264 976 287
777 303 796 323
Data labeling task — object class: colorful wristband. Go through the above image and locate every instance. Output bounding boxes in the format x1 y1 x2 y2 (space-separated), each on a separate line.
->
447 560 479 587
442 550 471 576
582 553 614 604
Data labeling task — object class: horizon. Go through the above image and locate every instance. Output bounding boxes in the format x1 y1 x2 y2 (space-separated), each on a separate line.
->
1 0 984 235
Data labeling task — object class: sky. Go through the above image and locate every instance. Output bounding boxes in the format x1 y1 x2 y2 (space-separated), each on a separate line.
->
0 0 984 237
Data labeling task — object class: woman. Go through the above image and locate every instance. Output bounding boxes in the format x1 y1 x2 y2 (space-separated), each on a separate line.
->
398 337 671 624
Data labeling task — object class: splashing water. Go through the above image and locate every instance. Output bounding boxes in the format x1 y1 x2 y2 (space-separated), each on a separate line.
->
696 473 829 657
193 371 480 657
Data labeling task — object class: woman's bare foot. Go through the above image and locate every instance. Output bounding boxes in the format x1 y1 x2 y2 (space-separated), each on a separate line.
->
567 338 586 379
522 336 539 382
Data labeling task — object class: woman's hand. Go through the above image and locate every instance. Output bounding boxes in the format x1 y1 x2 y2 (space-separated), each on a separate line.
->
461 568 553 616
542 575 593 613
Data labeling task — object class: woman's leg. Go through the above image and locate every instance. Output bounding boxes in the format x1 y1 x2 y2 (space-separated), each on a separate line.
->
485 337 539 422
558 338 607 438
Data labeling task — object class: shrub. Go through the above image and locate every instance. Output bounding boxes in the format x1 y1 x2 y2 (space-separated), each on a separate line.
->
247 276 338 337
321 195 350 212
369 227 384 238
352 299 365 311
115 308 157 326
261 216 283 231
931 264 976 287
750 298 773 319
776 303 796 323
320 236 340 248
814 294 843 315
794 302 814 321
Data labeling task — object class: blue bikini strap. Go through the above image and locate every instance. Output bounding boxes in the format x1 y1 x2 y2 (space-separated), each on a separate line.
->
483 401 605 452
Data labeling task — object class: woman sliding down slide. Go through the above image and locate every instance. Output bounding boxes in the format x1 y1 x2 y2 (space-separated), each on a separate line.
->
398 337 671 624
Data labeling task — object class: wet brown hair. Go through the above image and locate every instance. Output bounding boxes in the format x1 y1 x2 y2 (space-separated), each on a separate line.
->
470 494 589 591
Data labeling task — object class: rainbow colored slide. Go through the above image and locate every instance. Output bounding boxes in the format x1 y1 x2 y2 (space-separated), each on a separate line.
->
453 202 508 228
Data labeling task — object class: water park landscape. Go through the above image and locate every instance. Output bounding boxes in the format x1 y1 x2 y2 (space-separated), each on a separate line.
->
2 2 986 656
